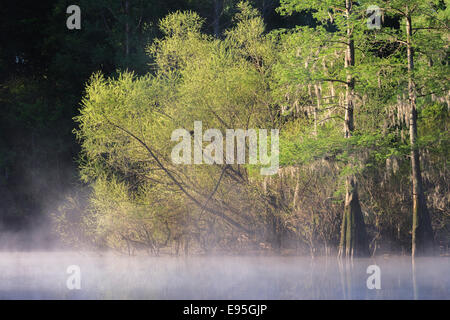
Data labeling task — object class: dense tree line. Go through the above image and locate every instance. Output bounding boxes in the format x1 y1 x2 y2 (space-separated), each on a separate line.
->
0 0 300 247
0 1 448 256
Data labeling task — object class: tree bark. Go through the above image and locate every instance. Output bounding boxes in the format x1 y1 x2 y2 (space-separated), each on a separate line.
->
124 0 130 58
405 10 434 257
338 0 369 258
213 0 223 38
313 83 321 135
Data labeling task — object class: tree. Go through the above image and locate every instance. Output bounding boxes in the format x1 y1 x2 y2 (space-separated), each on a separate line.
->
74 6 281 253
372 0 449 256
278 0 371 257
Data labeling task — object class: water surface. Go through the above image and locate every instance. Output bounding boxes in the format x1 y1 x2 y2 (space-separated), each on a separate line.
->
0 252 448 299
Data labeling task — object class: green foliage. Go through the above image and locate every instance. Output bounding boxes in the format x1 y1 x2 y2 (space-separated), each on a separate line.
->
56 1 450 254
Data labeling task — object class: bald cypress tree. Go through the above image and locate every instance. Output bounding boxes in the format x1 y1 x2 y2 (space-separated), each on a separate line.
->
279 0 372 257
374 0 449 256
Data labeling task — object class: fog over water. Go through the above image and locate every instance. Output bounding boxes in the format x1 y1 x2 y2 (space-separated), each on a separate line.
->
0 252 448 299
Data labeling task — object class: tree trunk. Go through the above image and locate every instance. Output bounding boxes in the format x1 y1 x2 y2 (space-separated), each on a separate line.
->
213 0 223 38
405 11 434 257
338 0 369 258
124 0 130 58
340 176 369 257
314 83 321 135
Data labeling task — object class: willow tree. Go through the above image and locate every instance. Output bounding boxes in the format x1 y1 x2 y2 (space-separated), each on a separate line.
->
278 0 373 257
74 7 280 254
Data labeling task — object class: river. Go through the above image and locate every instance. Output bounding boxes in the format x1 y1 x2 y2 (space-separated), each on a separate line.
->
0 252 448 299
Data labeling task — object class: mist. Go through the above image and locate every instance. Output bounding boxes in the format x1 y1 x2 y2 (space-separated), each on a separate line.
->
0 251 448 299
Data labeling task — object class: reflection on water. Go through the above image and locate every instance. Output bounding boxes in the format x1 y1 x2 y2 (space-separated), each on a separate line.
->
0 252 448 299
